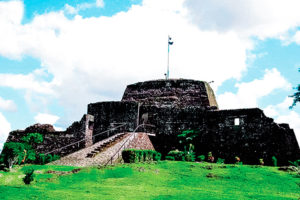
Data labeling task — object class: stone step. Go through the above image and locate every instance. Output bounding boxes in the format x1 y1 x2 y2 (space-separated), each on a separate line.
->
85 133 125 158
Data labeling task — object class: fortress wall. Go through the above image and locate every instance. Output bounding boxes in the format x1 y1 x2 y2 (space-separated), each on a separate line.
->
5 115 89 157
122 79 217 109
202 109 300 165
141 106 299 165
87 101 138 143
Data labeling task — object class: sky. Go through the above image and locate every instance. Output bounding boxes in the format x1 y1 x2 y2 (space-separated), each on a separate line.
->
0 0 300 150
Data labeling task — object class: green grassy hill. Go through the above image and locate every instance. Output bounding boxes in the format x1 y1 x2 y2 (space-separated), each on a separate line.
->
0 161 299 200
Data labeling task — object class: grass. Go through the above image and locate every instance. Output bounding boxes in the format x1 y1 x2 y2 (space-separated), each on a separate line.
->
0 161 299 200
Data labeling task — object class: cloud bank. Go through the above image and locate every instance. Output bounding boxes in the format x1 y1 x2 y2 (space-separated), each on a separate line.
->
0 0 298 144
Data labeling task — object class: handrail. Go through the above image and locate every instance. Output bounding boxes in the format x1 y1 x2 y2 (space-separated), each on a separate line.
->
104 123 155 166
44 123 127 155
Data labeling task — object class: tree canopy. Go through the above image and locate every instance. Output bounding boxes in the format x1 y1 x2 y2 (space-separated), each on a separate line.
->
290 68 300 108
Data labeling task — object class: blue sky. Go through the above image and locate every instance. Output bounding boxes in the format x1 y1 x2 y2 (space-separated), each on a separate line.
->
0 0 300 149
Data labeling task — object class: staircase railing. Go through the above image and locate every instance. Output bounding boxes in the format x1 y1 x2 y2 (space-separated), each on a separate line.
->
44 123 127 155
104 123 155 166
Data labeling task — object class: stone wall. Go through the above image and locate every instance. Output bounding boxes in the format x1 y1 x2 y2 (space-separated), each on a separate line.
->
202 109 300 165
3 79 299 166
122 79 218 109
87 101 138 142
5 115 90 157
137 106 299 165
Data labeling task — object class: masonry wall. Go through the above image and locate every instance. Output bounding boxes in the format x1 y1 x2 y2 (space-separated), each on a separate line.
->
122 79 218 109
140 106 300 165
5 115 89 157
87 101 138 143
202 109 300 165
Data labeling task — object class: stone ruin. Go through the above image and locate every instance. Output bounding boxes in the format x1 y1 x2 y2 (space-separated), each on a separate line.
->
4 79 300 165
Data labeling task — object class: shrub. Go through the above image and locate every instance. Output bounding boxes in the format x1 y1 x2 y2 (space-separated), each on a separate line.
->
122 149 161 163
216 158 225 164
259 158 264 165
289 160 300 167
167 150 185 161
52 154 60 162
272 156 277 167
208 152 214 162
23 167 35 185
184 152 196 162
122 149 136 163
1 142 25 169
45 154 53 163
153 152 161 161
165 156 175 161
146 150 154 161
197 155 205 162
37 154 46 165
21 133 43 146
235 156 241 164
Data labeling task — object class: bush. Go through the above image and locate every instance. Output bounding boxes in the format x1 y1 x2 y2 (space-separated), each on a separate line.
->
216 158 225 164
21 133 43 146
165 156 175 161
154 152 161 161
45 154 53 163
167 150 185 161
197 155 205 162
37 154 46 165
1 142 25 169
235 156 241 164
272 156 277 167
289 160 300 167
122 149 161 163
122 149 136 163
23 167 34 185
259 158 264 165
52 154 60 162
184 152 196 162
208 152 214 162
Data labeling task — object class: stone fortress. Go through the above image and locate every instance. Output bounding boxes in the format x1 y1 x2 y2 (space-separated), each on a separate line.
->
4 79 300 166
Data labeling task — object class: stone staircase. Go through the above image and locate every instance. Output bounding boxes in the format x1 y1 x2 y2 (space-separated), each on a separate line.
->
86 133 126 158
50 132 130 167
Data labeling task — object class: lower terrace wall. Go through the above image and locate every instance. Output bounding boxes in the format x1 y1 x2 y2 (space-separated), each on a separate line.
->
141 106 299 166
5 115 91 157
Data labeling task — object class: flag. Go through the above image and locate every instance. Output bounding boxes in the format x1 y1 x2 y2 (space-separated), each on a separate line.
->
168 36 173 45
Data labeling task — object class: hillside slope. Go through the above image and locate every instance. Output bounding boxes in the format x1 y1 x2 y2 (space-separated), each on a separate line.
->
0 161 299 200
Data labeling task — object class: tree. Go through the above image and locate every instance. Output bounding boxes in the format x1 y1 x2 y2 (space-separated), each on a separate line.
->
0 142 25 169
21 133 43 148
21 133 43 163
290 68 300 108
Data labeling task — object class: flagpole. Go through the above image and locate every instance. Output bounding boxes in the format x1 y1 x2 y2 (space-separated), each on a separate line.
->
167 35 170 80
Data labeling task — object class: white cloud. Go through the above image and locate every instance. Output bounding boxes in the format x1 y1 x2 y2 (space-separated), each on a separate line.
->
292 31 300 44
0 0 298 129
0 96 17 112
217 68 291 109
184 0 300 39
276 111 300 143
263 97 300 144
34 113 60 125
0 72 55 95
64 0 104 15
0 0 254 126
96 0 104 8
0 112 11 150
